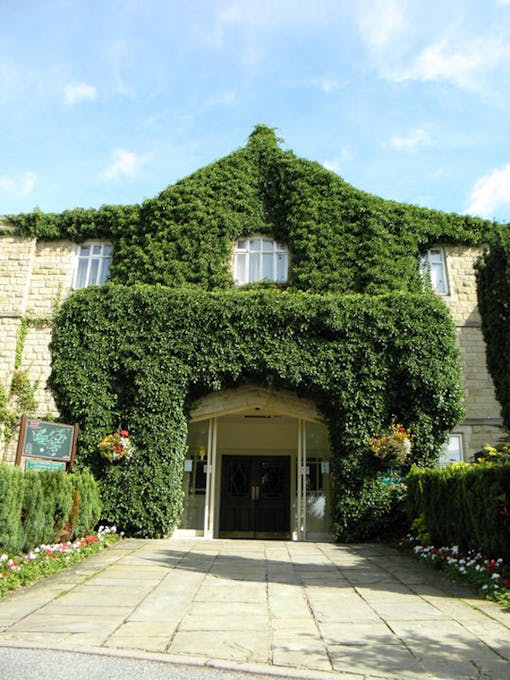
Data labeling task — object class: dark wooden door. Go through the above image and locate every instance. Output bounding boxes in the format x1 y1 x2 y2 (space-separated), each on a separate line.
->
219 455 290 539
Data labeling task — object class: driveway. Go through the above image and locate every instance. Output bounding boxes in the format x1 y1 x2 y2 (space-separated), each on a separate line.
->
1 539 510 679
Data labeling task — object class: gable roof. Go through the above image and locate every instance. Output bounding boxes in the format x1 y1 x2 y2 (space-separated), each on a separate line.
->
5 124 497 294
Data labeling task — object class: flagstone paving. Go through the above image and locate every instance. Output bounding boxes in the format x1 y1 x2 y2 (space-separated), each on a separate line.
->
1 538 510 679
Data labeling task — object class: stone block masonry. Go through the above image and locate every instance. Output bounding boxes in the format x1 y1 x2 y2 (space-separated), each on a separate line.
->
0 234 506 463
0 234 76 462
442 245 504 456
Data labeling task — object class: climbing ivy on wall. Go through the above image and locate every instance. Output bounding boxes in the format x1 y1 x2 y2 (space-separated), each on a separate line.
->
49 285 464 539
476 228 510 430
3 125 492 539
7 125 495 295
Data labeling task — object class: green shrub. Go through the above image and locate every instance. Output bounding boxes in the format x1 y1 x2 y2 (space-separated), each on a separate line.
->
0 465 24 552
406 463 510 561
19 471 47 552
71 468 102 538
38 470 74 543
0 464 102 553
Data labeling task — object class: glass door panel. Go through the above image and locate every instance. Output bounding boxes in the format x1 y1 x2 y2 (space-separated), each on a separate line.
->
305 421 332 535
180 420 209 531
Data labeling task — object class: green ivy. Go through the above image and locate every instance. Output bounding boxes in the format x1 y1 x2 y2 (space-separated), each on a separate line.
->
49 285 463 539
476 228 510 429
2 125 486 540
7 126 495 295
0 318 39 444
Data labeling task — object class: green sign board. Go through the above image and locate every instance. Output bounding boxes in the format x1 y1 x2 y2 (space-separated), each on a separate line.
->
16 416 78 468
25 458 67 472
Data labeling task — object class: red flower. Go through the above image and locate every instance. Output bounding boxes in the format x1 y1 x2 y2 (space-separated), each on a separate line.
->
503 578 509 587
120 430 129 437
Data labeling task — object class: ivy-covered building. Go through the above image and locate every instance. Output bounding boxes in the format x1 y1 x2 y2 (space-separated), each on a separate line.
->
0 125 504 541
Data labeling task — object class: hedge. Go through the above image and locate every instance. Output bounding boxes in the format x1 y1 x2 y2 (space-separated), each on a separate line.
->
0 465 101 553
406 463 510 562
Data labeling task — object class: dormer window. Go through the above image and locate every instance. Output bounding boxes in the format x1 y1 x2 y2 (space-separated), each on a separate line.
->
233 237 288 285
420 247 449 295
74 242 112 288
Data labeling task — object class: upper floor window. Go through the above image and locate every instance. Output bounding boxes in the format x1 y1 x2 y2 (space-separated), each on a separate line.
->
420 247 449 295
74 242 112 288
233 237 288 285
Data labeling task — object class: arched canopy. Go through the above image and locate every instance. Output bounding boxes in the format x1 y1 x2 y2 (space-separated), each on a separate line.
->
190 385 325 423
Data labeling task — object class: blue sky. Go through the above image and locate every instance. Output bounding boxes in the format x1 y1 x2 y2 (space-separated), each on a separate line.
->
2 0 510 222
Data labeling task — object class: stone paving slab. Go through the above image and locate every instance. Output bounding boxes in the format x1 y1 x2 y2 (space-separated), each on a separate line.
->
1 538 510 678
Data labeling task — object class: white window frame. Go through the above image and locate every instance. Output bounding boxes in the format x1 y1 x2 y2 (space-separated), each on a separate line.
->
439 434 464 467
233 237 288 285
74 242 113 288
420 247 449 295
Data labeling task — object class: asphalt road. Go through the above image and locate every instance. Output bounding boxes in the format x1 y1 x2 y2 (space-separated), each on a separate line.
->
0 646 285 680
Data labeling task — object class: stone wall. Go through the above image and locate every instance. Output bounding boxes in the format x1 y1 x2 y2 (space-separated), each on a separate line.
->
441 245 504 457
0 235 505 464
0 233 76 462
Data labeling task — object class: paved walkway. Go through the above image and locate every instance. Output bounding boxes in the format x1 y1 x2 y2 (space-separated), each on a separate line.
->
1 539 510 679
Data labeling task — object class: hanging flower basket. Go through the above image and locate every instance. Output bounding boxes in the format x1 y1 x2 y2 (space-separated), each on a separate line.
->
98 430 134 463
369 418 411 467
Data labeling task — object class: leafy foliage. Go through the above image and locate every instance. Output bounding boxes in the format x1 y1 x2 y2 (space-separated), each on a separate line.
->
0 465 101 553
3 125 482 540
476 228 510 428
49 285 464 539
8 126 494 295
406 463 510 562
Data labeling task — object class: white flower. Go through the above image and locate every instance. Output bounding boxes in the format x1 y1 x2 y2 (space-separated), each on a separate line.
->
0 554 8 562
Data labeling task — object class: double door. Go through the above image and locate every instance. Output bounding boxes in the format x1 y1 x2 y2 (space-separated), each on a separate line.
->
219 455 290 539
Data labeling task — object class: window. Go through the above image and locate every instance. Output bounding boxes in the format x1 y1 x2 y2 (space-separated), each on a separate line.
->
74 243 112 288
233 237 288 285
439 434 463 467
420 248 449 295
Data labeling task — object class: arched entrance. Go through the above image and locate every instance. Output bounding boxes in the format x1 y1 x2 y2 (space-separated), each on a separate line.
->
175 386 333 541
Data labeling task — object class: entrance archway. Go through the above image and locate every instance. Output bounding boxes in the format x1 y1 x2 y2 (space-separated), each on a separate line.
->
175 386 333 541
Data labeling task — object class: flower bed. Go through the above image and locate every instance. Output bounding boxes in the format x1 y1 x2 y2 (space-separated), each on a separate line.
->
0 525 120 598
400 534 510 605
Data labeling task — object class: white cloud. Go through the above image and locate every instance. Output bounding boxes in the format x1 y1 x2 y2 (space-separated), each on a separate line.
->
466 163 510 218
356 0 407 49
101 149 139 180
387 128 429 152
203 90 236 109
0 172 36 197
313 78 347 93
387 37 510 90
65 82 97 105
